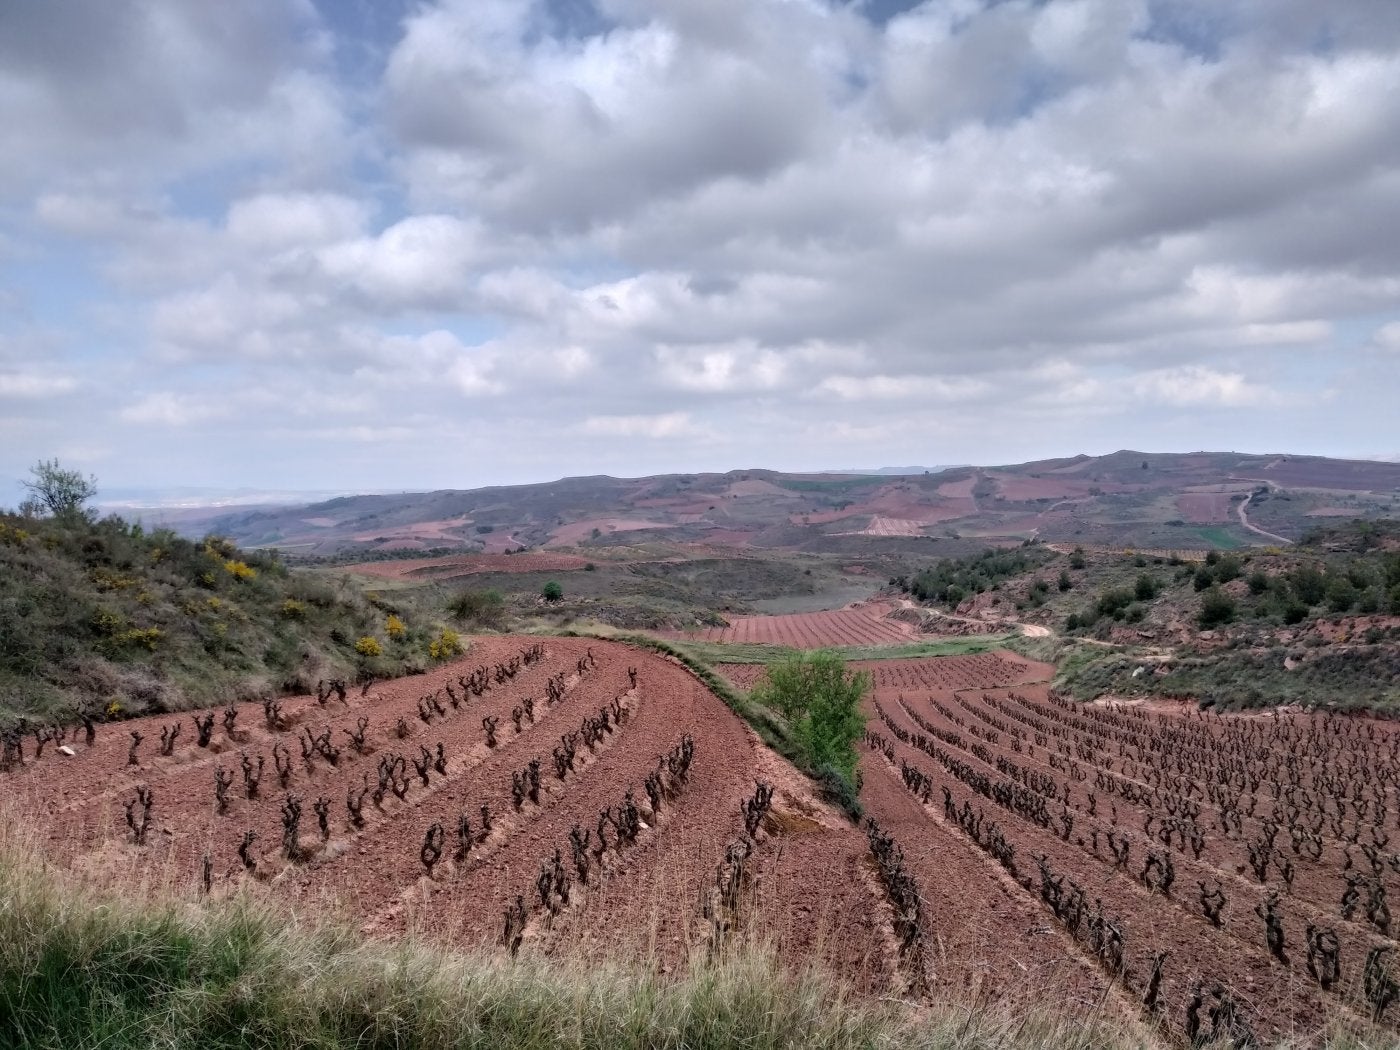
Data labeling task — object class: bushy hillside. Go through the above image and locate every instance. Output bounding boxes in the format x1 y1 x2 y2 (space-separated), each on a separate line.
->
893 524 1400 711
0 512 459 726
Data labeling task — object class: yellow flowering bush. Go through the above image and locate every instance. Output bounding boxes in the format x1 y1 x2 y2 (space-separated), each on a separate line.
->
385 614 406 640
354 636 383 658
223 560 257 581
427 628 463 661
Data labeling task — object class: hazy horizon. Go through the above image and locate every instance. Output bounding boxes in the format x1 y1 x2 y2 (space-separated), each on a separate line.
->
7 445 1400 516
3 2 1398 498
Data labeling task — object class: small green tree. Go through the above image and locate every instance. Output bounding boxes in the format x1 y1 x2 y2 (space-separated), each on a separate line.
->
1198 588 1236 629
541 581 563 602
751 650 869 784
1134 573 1158 601
21 459 97 518
1058 569 1072 592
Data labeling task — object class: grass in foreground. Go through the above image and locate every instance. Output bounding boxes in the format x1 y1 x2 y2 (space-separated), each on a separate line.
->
0 823 1160 1050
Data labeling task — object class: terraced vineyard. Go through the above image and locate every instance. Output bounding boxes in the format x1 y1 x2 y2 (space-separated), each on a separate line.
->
8 638 1400 1042
859 655 1400 1044
1 638 892 984
676 601 917 647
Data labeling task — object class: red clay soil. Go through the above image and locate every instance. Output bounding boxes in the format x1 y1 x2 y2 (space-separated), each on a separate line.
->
1176 491 1238 523
5 638 896 996
9 643 1400 1040
861 653 1400 1045
674 601 917 648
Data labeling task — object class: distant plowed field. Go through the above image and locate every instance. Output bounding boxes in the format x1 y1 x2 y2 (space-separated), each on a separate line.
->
344 552 590 579
679 603 916 647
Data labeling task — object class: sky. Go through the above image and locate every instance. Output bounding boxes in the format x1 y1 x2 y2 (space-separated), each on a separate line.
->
2 0 1399 505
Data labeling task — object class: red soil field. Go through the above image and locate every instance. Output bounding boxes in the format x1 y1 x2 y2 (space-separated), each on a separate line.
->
674 601 918 647
9 643 1400 1039
1176 491 1240 523
1255 458 1400 492
859 653 1400 1044
547 517 676 545
344 552 591 579
847 516 927 536
5 638 905 993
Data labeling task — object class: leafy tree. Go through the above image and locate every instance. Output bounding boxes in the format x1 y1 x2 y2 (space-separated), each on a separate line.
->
1057 569 1072 592
1325 578 1356 613
1214 555 1242 583
1096 587 1135 620
1290 566 1326 605
1247 571 1270 596
1134 573 1158 601
751 650 870 783
1068 548 1086 570
1193 566 1215 592
541 580 563 602
907 547 1050 606
21 459 97 519
1198 588 1236 629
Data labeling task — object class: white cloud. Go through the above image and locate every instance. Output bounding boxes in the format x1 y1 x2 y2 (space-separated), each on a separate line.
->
315 215 490 310
226 192 370 249
1374 321 1400 352
0 370 77 399
119 392 228 427
581 412 700 438
1 0 1398 489
1127 365 1280 408
816 374 991 401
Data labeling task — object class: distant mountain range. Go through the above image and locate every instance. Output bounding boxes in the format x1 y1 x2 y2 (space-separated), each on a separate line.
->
164 451 1400 558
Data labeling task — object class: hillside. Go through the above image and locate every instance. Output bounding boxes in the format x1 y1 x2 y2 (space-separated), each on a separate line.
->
182 451 1400 558
0 512 459 726
893 521 1400 711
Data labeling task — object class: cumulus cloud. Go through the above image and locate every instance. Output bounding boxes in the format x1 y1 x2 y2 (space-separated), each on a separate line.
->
0 370 78 399
0 0 1397 491
581 412 701 439
1373 322 1400 352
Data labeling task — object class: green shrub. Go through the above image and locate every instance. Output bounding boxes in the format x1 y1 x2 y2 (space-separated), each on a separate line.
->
1095 588 1134 620
448 589 505 627
750 651 869 785
1199 588 1236 629
541 581 564 603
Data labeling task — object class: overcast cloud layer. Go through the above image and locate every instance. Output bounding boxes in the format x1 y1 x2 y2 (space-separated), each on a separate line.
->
2 0 1399 501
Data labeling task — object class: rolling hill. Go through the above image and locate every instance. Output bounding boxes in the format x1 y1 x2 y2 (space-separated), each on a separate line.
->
182 451 1400 557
